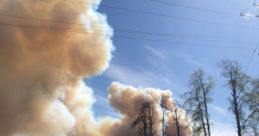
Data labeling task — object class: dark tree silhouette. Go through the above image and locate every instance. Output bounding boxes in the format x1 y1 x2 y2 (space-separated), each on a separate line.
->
219 59 254 136
132 102 156 136
161 100 166 136
244 79 259 136
182 69 214 136
172 104 181 136
196 70 213 136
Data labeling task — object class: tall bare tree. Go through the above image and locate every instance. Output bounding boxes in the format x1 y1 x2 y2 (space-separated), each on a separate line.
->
182 69 214 136
244 79 259 136
161 100 167 136
219 60 250 136
219 59 259 136
172 103 181 136
196 70 213 136
132 102 156 136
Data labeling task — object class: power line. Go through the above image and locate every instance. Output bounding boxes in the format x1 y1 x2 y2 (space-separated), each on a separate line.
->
1 1 258 35
0 10 88 27
0 21 255 49
245 42 259 72
1 7 259 45
61 0 259 30
0 11 219 38
114 35 254 49
1 12 259 44
150 0 235 16
0 8 256 48
0 10 172 36
0 11 236 39
0 22 108 35
2 1 258 33
0 7 257 45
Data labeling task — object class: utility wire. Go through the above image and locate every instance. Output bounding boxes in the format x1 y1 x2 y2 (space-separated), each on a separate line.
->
0 10 181 37
0 21 255 49
0 11 221 38
114 35 254 49
0 10 257 46
150 0 235 16
1 12 258 44
2 1 258 33
0 10 87 27
0 22 108 34
245 42 259 72
0 11 237 39
61 0 259 30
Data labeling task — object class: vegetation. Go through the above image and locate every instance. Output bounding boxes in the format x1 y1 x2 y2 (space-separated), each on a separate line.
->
219 60 258 136
132 102 156 136
182 69 214 136
130 59 258 136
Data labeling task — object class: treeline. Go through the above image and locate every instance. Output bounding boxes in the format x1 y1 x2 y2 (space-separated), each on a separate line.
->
184 59 259 136
130 59 258 136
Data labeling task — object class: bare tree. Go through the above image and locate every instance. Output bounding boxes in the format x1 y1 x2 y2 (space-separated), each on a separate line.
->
196 70 213 136
219 60 250 136
182 69 214 136
132 102 156 136
161 100 167 136
160 99 182 136
219 60 259 136
170 101 191 136
244 79 259 136
172 103 181 136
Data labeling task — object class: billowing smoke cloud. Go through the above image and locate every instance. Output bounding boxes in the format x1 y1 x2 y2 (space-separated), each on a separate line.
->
0 0 190 136
107 82 191 136
0 0 113 135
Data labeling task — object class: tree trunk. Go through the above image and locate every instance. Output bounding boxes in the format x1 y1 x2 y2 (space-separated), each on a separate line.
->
175 108 181 136
232 80 242 136
162 108 166 136
199 78 211 136
148 106 153 136
195 91 207 136
141 110 148 136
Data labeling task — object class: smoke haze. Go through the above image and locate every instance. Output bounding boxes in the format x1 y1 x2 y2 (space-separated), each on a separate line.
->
0 0 190 136
107 82 190 136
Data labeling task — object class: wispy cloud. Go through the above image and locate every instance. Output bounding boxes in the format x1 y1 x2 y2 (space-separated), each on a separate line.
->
179 53 201 67
211 104 228 116
145 45 166 60
105 63 172 88
145 45 202 68
105 64 150 87
104 62 188 102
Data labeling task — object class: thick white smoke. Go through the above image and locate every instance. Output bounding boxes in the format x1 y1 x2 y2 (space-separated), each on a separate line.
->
107 82 191 136
0 0 190 136
0 0 113 135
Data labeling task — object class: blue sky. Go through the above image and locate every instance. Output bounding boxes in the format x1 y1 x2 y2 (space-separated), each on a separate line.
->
87 0 259 135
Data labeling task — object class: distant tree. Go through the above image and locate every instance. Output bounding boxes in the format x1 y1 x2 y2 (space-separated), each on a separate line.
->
160 99 183 136
191 106 206 136
195 70 213 136
161 99 167 136
244 79 259 136
182 69 214 136
219 59 259 136
132 102 156 136
172 102 181 136
219 60 251 136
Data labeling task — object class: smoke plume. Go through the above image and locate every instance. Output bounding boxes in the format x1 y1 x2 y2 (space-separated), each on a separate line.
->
0 0 113 135
107 82 191 136
0 0 190 136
